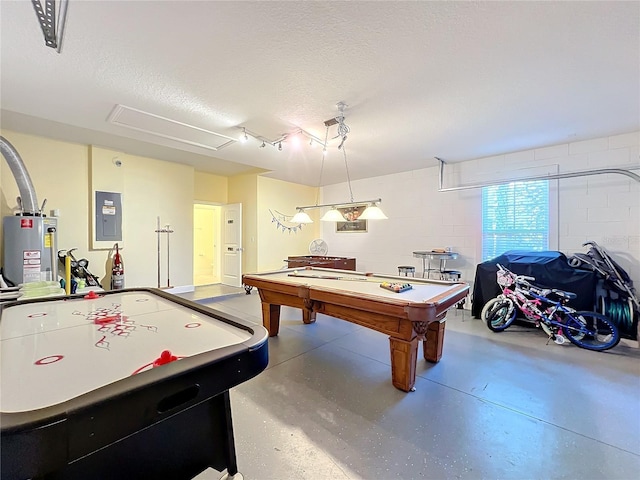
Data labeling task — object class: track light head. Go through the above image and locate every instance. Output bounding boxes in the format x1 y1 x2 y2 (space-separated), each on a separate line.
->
278 142 282 151
259 141 266 148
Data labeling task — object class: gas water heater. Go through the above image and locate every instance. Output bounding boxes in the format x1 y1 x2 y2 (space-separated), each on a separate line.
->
1 136 57 285
3 216 58 285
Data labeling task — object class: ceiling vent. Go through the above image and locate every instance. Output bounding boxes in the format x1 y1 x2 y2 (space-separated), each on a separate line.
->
107 105 236 151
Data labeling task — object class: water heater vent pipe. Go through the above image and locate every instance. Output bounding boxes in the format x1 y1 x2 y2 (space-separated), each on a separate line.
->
0 136 40 215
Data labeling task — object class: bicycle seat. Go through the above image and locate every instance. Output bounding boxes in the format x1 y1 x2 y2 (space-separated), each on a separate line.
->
530 286 552 296
551 289 577 301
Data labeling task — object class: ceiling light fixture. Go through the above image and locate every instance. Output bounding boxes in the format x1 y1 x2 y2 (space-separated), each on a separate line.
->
320 207 346 222
292 102 387 223
290 209 314 224
359 201 388 220
237 126 324 151
278 142 282 151
240 127 249 143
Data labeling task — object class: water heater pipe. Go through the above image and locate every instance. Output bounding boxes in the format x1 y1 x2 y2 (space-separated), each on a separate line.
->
0 136 40 215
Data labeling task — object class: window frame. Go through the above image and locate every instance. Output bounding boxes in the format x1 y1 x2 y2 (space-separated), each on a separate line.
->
481 178 558 261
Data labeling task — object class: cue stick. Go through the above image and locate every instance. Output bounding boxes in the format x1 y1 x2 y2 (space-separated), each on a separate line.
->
166 224 171 288
287 272 397 283
156 216 161 288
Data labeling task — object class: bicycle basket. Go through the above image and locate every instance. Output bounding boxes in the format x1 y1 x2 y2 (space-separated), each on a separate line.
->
496 270 515 287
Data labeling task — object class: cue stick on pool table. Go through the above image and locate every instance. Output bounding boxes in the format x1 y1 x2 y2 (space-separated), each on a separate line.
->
287 272 406 284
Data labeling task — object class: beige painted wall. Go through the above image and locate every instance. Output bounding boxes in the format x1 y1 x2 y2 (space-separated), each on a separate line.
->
121 150 194 288
1 130 194 288
224 174 320 274
195 171 228 203
256 176 320 271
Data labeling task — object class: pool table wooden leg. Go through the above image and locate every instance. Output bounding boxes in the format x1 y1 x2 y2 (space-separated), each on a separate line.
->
389 336 418 392
302 299 317 324
423 319 446 363
262 303 281 337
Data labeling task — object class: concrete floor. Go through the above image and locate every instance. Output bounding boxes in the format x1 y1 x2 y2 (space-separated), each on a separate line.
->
182 288 640 480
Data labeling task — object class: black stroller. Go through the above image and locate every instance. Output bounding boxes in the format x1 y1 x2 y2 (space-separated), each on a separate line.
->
58 248 101 287
569 241 638 340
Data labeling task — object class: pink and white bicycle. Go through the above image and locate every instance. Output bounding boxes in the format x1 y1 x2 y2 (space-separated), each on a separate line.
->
481 264 620 351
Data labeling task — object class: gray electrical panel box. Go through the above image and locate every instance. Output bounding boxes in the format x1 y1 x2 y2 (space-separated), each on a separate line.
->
95 191 122 241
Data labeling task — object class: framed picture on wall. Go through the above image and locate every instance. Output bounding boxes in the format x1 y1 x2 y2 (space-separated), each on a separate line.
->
336 206 368 233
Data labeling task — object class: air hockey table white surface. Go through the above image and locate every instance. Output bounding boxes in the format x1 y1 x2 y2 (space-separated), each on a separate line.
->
0 289 252 413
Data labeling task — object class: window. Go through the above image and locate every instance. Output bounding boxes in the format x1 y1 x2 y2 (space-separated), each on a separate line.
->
482 180 549 261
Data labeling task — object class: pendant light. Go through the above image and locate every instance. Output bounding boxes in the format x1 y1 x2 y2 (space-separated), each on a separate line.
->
291 209 313 224
320 208 346 222
359 202 388 220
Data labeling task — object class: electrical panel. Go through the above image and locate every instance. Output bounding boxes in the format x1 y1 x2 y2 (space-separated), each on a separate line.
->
95 191 122 241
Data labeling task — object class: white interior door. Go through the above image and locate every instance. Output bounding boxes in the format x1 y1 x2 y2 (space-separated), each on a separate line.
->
221 203 243 287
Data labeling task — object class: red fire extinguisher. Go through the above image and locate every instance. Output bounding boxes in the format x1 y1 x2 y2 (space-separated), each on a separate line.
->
111 243 125 290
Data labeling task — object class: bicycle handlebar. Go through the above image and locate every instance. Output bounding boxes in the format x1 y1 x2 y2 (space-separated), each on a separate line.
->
497 264 536 284
496 264 576 307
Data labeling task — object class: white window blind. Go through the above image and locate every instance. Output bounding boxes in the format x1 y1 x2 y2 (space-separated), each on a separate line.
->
482 180 549 261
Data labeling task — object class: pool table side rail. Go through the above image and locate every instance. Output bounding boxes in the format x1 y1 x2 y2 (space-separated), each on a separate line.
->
243 273 468 315
314 282 469 310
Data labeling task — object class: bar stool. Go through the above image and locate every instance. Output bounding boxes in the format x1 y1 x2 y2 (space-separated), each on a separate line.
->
440 270 462 281
398 266 416 277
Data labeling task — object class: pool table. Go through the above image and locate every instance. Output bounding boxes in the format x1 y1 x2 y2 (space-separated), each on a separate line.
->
242 267 469 392
0 288 268 480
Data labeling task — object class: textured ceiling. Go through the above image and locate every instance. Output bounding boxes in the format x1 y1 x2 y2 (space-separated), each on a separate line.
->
1 0 638 186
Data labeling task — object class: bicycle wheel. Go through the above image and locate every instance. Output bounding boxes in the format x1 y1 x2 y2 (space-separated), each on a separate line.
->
561 311 620 351
482 297 516 332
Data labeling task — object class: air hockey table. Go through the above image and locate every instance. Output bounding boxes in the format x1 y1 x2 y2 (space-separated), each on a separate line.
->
0 288 269 480
242 267 469 392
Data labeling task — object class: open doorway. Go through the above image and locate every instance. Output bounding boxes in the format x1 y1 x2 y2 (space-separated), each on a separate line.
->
193 203 221 286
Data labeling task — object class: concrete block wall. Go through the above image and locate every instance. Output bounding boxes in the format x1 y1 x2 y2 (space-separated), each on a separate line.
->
322 131 639 297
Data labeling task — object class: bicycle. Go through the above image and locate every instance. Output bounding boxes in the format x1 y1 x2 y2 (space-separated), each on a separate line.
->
481 264 620 351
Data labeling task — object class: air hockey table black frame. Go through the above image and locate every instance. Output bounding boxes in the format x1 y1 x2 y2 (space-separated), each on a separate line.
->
0 288 269 480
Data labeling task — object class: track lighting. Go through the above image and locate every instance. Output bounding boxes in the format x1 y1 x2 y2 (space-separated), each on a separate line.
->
237 126 324 151
242 103 387 222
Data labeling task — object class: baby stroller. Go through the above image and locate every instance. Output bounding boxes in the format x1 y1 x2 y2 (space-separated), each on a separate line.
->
58 248 101 287
569 241 638 340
